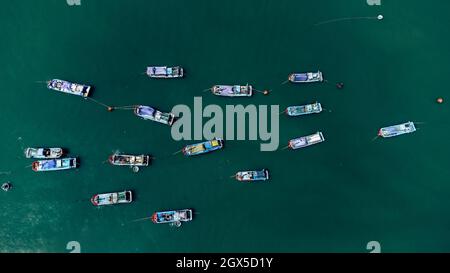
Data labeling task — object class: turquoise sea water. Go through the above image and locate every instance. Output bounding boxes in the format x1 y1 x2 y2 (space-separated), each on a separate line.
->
0 0 449 252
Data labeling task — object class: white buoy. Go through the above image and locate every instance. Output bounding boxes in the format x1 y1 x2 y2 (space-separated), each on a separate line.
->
377 15 384 20
132 166 140 173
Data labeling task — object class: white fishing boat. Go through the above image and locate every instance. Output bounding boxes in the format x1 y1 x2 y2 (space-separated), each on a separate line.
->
288 132 325 150
109 154 150 167
146 66 184 78
25 148 63 159
134 105 175 126
90 190 133 206
286 102 322 116
47 79 91 97
235 169 269 182
211 84 253 97
288 71 323 83
378 121 416 138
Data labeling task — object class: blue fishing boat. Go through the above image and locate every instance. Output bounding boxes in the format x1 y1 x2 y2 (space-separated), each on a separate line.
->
32 158 77 172
288 71 323 83
151 209 193 227
182 138 224 156
378 121 416 138
236 169 269 182
146 66 184 78
288 132 325 150
134 105 175 126
286 102 322 116
47 79 91 97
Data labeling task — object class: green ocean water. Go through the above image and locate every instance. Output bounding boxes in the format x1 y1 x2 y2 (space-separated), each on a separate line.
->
0 0 449 253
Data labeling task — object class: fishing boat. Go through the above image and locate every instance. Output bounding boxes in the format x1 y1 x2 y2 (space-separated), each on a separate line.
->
288 71 323 83
286 102 322 116
151 209 193 227
211 84 253 97
32 158 77 172
134 105 175 126
47 79 91 97
378 121 416 138
182 138 224 156
288 132 325 150
146 66 184 78
109 154 150 167
236 169 269 182
90 190 133 206
25 148 63 159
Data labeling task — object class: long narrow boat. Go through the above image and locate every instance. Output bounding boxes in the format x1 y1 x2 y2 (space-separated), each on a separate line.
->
109 154 150 167
288 71 323 83
47 79 91 97
151 209 193 227
286 102 322 116
25 148 63 159
288 132 325 150
134 105 175 126
236 169 269 182
182 138 224 156
146 66 184 78
32 158 77 172
378 121 416 138
211 84 253 97
90 190 133 206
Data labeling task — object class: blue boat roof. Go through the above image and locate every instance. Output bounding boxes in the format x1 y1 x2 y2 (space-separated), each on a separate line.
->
294 74 308 81
139 106 155 116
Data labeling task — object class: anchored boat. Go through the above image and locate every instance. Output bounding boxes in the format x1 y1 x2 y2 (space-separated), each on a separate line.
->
236 169 269 182
134 105 175 126
288 132 325 150
146 66 184 78
109 154 150 167
32 158 77 172
286 102 322 116
378 121 416 138
47 79 91 97
288 71 323 83
151 209 193 227
211 84 253 97
183 138 224 156
25 148 63 159
90 190 133 206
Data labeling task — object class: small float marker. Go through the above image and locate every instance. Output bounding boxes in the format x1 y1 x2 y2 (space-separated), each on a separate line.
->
377 15 384 20
1 182 11 192
437 97 444 104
